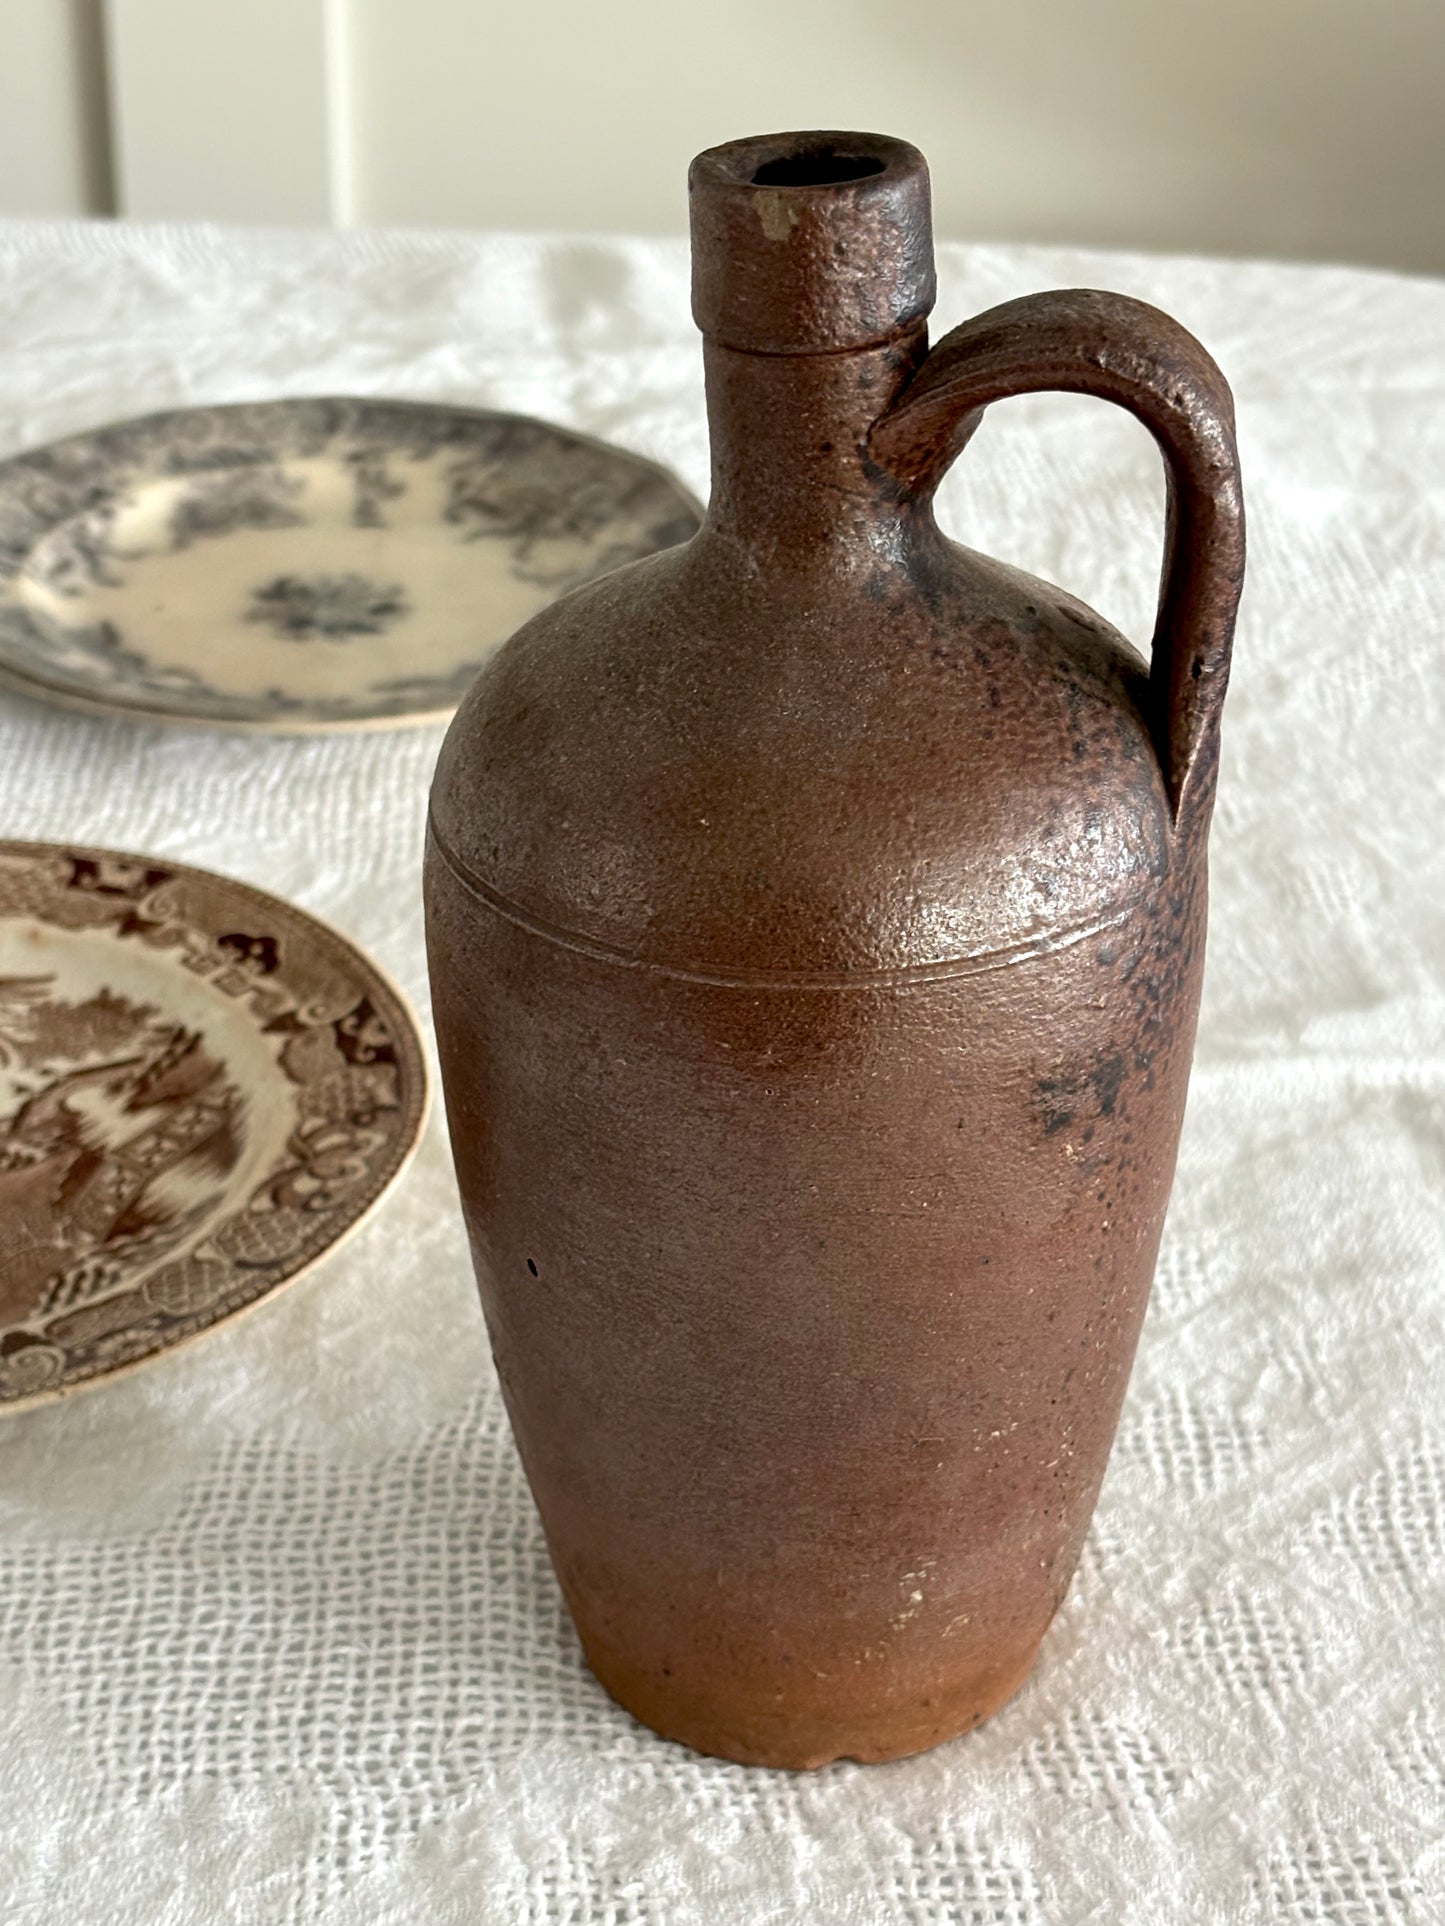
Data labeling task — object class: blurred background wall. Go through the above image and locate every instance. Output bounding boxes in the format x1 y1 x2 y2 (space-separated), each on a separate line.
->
2 0 1442 272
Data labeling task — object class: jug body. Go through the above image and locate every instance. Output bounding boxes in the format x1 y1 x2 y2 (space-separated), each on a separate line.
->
425 130 1243 1767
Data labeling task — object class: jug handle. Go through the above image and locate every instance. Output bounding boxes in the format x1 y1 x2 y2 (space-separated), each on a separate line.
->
869 288 1245 824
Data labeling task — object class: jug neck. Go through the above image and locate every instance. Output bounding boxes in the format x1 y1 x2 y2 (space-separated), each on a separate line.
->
688 131 938 567
701 328 929 563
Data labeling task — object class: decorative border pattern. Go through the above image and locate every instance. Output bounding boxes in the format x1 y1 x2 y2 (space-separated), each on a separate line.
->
0 841 429 1410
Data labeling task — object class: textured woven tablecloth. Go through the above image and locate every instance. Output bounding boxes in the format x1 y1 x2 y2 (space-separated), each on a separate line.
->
0 218 1441 1926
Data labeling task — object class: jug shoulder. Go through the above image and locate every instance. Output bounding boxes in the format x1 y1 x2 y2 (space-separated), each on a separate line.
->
428 539 1179 979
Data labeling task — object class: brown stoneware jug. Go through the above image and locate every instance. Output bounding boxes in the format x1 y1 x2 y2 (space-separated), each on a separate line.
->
425 130 1244 1768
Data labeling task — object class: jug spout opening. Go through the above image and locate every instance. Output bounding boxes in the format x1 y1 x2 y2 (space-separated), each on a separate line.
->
749 148 888 188
690 130 936 356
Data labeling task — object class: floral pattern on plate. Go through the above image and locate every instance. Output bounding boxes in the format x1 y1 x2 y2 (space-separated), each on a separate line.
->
0 398 703 730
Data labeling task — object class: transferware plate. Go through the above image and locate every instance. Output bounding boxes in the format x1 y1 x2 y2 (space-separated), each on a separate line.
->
0 397 702 730
0 840 429 1411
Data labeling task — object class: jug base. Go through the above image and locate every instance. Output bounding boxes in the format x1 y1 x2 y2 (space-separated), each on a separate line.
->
581 1630 1045 1770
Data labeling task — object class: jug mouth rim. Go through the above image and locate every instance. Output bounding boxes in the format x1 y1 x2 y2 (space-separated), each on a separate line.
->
690 130 925 196
689 130 936 355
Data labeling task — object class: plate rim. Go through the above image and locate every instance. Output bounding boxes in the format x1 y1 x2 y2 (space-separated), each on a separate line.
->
0 393 705 735
0 835 433 1415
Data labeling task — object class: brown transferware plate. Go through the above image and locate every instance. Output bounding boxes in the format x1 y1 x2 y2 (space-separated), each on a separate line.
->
0 840 429 1410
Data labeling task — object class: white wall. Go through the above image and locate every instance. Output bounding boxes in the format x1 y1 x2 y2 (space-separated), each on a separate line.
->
102 0 353 224
0 0 110 217
347 0 1445 271
6 0 1444 274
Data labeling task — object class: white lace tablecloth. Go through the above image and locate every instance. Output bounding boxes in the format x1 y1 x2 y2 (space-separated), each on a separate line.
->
0 218 1441 1926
